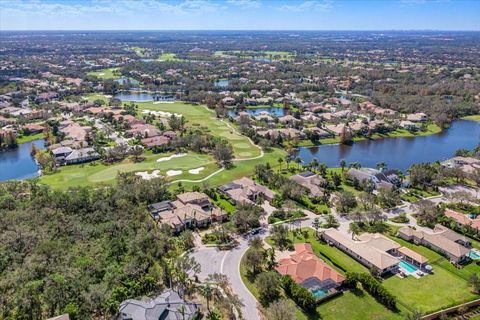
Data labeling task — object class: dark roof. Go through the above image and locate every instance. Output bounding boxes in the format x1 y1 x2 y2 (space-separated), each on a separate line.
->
218 182 240 192
148 201 173 213
298 171 315 178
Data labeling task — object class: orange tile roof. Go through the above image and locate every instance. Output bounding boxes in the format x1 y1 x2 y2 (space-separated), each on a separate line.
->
275 243 345 285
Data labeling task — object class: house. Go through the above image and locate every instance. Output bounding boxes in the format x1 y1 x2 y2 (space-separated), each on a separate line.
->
397 225 470 264
347 168 398 189
321 229 400 275
278 115 300 125
60 123 91 142
257 128 305 140
141 135 170 148
218 177 275 204
444 208 480 232
126 124 161 138
289 171 326 198
51 146 74 162
64 147 100 165
400 120 421 131
275 243 345 297
118 289 200 320
24 123 45 134
148 192 227 233
406 113 428 122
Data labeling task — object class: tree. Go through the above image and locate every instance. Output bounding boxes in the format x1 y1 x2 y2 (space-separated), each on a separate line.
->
469 274 480 294
277 157 284 172
264 299 296 320
377 187 401 208
130 145 144 162
255 271 281 306
335 190 357 213
243 248 264 275
271 224 290 250
201 284 213 312
340 159 346 172
312 217 321 236
213 142 234 167
231 204 265 233
348 222 361 239
376 162 387 171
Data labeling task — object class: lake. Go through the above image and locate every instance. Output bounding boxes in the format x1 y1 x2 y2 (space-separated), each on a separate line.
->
227 107 286 118
215 79 229 88
295 120 480 171
0 139 45 181
114 92 155 102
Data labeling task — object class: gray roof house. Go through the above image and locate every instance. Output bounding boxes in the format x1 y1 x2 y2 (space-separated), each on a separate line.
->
64 147 100 165
118 289 200 320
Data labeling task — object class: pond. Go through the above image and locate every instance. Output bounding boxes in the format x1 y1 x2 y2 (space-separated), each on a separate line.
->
0 139 45 181
227 107 286 118
295 120 480 172
114 92 155 102
214 79 229 88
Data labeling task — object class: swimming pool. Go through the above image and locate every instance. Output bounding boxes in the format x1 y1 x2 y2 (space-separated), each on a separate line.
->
311 288 329 299
468 249 480 260
399 260 418 273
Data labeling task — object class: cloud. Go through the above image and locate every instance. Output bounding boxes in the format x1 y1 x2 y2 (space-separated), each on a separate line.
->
227 0 261 9
399 0 449 7
1 0 224 17
277 0 333 12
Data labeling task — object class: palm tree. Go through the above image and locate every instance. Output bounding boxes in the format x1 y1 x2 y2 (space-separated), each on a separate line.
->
348 222 361 240
277 157 284 172
285 156 291 170
294 157 302 170
201 284 213 312
376 162 387 171
309 158 319 173
312 217 321 236
340 159 346 172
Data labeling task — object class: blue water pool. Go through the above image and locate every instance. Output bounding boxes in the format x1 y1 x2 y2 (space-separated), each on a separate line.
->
468 250 480 260
311 288 329 299
399 260 418 273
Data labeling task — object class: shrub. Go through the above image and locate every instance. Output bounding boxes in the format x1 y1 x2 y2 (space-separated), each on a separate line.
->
281 275 317 312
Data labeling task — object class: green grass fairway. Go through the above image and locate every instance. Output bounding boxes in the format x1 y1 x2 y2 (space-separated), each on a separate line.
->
463 115 480 122
137 102 262 159
17 133 45 144
87 68 120 80
214 50 295 61
40 152 218 189
157 53 180 61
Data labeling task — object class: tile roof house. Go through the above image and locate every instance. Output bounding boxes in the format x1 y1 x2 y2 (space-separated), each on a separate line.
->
444 208 480 231
118 289 200 320
148 192 227 233
218 177 275 204
276 243 345 297
321 229 401 275
289 171 326 198
397 225 470 264
64 147 100 165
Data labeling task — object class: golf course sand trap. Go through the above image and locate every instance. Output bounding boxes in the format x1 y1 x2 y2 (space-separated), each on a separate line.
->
142 109 181 117
98 73 105 76
156 153 187 163
135 170 162 180
166 170 182 176
188 167 205 174
153 101 175 104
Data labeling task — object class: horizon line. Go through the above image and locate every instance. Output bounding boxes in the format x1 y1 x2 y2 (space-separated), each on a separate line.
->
1 29 480 32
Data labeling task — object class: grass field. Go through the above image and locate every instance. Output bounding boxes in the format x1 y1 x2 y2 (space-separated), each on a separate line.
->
137 102 262 159
157 53 180 61
40 152 218 189
87 68 120 80
214 50 295 61
463 115 480 122
17 132 45 144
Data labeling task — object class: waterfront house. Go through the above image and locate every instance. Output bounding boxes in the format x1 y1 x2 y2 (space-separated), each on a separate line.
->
118 289 200 320
64 147 100 165
444 208 480 232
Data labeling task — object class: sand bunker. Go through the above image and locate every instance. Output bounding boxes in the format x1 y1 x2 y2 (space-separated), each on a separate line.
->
142 109 181 118
98 73 105 76
156 153 187 163
166 170 182 176
188 167 205 174
135 170 162 180
153 101 175 104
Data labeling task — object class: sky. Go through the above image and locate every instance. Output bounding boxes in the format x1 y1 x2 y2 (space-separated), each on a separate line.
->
1 0 479 31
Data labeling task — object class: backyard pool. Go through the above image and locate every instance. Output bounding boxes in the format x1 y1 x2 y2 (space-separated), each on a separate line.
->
468 249 480 260
399 260 418 273
311 288 329 299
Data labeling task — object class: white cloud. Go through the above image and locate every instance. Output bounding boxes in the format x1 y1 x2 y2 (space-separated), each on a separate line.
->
227 0 261 9
278 0 333 12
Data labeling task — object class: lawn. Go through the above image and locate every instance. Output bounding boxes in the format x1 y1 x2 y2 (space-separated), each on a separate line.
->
40 152 218 189
17 132 45 144
383 235 479 313
463 115 480 122
136 102 262 159
157 53 180 61
87 68 120 80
